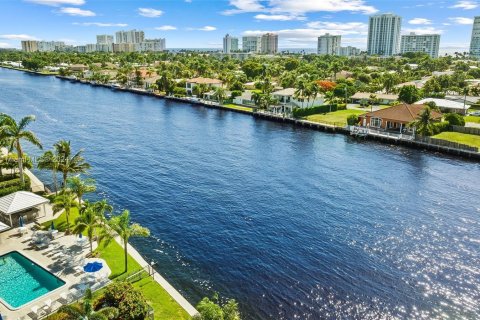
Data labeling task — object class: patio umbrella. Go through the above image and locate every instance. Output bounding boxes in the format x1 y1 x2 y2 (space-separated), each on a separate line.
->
50 221 55 230
18 216 24 227
83 261 103 273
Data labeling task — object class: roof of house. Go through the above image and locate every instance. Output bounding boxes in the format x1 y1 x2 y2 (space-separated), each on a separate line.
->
272 88 296 96
416 98 470 110
186 77 222 85
361 104 443 123
0 191 49 215
351 92 399 100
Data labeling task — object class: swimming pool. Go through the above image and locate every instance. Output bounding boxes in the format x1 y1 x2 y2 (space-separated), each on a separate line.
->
0 251 65 309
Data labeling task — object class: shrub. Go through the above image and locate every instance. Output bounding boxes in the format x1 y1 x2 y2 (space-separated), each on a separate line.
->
347 114 359 126
44 313 70 320
173 87 187 96
444 113 465 126
230 90 242 99
433 122 451 135
195 294 241 320
101 282 149 320
292 104 345 118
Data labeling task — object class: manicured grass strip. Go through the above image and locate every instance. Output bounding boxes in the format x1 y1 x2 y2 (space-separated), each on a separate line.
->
132 276 191 320
222 104 253 113
465 116 480 124
305 109 364 126
95 240 142 279
41 207 82 233
433 132 480 149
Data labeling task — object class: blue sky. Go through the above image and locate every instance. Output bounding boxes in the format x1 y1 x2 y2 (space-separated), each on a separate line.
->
0 0 478 53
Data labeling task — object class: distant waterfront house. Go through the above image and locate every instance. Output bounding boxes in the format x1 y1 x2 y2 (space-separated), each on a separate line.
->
185 77 223 96
416 98 470 115
358 104 442 133
69 64 88 72
350 92 399 105
233 91 255 106
271 88 324 113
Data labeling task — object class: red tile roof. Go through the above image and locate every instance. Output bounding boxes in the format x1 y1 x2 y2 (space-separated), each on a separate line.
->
361 104 442 123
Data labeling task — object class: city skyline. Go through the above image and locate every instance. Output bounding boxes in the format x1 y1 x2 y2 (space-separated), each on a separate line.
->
0 0 479 54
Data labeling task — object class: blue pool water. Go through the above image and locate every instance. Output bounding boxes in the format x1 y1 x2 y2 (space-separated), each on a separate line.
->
0 68 479 319
0 251 65 309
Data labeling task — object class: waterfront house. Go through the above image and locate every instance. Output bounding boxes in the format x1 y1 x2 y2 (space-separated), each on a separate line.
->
416 98 470 115
358 104 442 133
233 91 255 106
185 77 223 96
271 88 324 113
350 92 399 105
69 64 88 72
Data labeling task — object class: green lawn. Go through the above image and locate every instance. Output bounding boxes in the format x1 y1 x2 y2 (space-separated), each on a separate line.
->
222 104 254 113
42 210 191 319
433 132 480 149
465 116 480 124
41 206 81 233
305 109 364 126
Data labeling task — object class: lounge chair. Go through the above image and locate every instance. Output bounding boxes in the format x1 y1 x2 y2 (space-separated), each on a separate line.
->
31 305 45 319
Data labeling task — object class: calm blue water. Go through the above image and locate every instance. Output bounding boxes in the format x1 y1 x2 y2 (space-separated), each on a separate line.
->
0 251 65 308
1 68 480 319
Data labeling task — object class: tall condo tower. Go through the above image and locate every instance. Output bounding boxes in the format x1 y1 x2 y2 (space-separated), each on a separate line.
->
367 13 402 56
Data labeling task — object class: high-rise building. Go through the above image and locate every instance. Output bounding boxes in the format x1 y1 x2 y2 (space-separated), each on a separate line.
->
400 33 440 58
317 34 341 55
113 43 136 53
223 34 239 53
261 33 278 54
115 30 145 44
242 36 261 53
136 39 166 52
37 41 66 52
470 16 480 59
97 35 114 45
337 46 361 57
367 13 402 56
21 40 38 52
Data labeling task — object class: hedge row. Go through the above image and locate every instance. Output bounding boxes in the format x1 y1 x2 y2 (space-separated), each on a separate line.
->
0 174 31 197
292 104 347 118
0 174 30 189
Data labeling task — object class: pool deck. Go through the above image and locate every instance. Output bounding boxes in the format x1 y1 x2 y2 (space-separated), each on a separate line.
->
0 208 107 319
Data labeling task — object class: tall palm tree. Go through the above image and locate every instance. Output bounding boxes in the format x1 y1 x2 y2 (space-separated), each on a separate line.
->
52 191 78 234
294 79 307 108
100 210 150 272
73 203 102 254
212 87 227 104
58 289 118 320
37 150 59 194
54 140 91 193
92 199 113 227
0 114 42 186
408 106 436 137
67 176 96 205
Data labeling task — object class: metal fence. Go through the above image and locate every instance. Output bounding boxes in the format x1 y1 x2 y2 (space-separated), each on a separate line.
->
451 125 480 136
415 136 479 153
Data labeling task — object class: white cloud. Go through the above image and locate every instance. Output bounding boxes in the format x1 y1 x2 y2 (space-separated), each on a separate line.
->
402 27 444 34
448 17 474 24
408 18 432 25
0 34 39 40
306 21 368 33
254 14 305 21
0 42 12 48
223 0 377 15
24 0 85 6
138 8 163 18
73 22 128 27
187 26 217 31
58 7 95 16
155 25 177 31
450 1 478 9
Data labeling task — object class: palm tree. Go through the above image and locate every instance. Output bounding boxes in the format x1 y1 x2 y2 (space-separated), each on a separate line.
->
58 289 118 320
212 87 227 104
52 191 78 234
408 106 436 137
92 199 113 227
37 150 59 194
101 210 150 272
54 140 91 193
67 176 96 205
73 203 102 254
294 79 307 108
0 114 42 186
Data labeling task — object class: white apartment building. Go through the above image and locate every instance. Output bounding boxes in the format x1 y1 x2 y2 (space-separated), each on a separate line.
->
242 36 261 53
115 30 145 44
97 35 114 45
337 46 361 57
367 13 402 56
135 39 166 52
261 33 278 54
470 16 480 59
317 34 341 55
96 44 113 53
37 41 66 52
21 41 38 52
400 33 440 58
223 34 239 53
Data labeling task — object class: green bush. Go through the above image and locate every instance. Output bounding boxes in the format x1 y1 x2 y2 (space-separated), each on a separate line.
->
347 114 359 126
100 282 149 320
444 113 465 126
292 104 346 118
230 90 242 99
433 122 451 135
173 87 187 96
